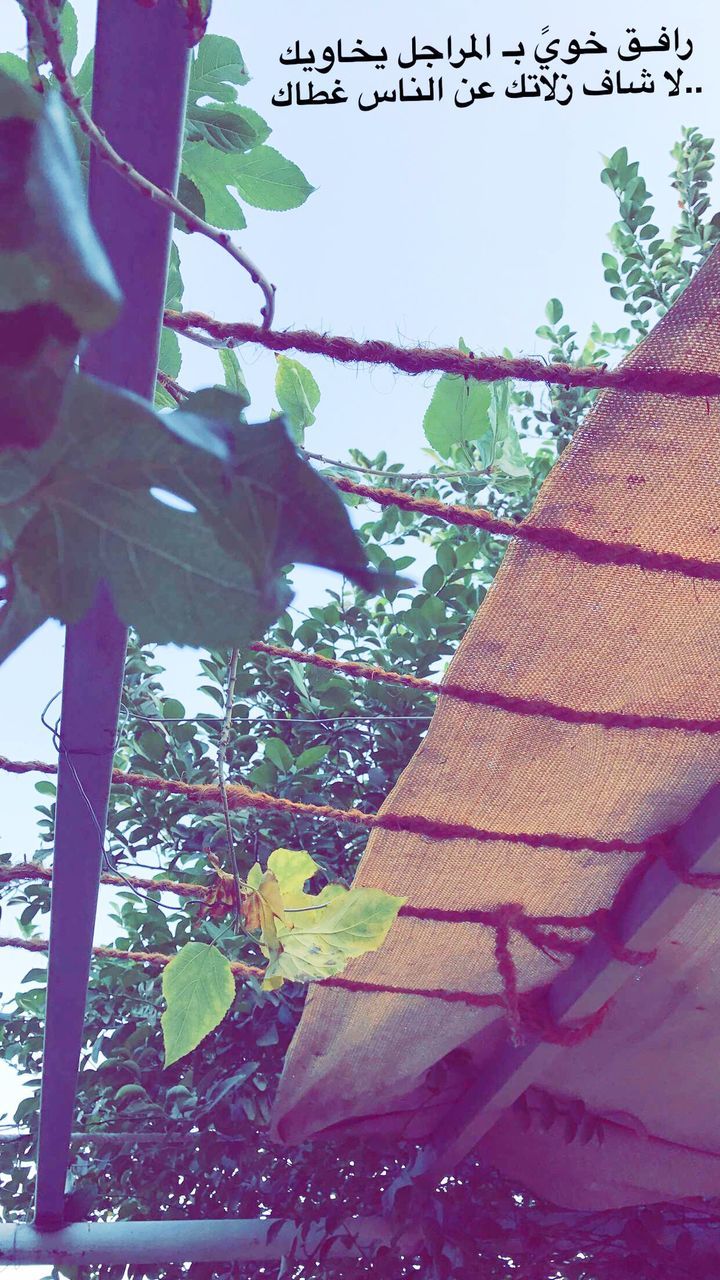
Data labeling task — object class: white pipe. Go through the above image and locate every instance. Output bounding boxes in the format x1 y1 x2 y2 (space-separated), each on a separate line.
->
0 1218 414 1265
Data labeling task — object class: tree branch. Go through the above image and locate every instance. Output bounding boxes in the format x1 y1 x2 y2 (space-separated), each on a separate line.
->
25 0 276 327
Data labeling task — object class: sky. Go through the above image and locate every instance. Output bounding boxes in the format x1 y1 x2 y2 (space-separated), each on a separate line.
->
0 0 718 1215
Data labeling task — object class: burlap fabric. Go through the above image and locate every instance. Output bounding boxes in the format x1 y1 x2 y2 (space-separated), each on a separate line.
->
271 244 720 1209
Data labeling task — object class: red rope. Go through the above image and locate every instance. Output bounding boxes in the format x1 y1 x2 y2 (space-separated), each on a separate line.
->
0 825 701 1047
164 310 720 399
0 755 653 855
250 640 720 736
0 934 262 978
493 907 524 1042
332 474 720 585
322 974 612 1045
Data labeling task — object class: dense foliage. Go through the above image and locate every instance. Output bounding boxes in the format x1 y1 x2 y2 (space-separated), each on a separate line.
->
1 3 720 1276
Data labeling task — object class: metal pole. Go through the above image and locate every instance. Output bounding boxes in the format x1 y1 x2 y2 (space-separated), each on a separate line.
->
0 1218 415 1265
410 780 720 1183
33 0 190 1230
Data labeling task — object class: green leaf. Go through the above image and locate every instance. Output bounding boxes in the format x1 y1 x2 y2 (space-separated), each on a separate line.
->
164 242 184 312
161 942 235 1067
182 141 313 225
162 698 186 720
57 2 78 72
0 70 121 448
0 73 120 325
189 35 249 105
158 328 181 380
217 347 249 406
175 173 206 234
494 424 530 480
1 372 385 657
423 564 443 594
253 847 405 989
294 744 330 770
262 886 406 988
182 142 247 230
72 49 93 102
274 356 320 443
267 847 320 901
545 298 564 324
422 358 493 460
154 381 179 410
185 103 270 154
228 146 314 212
15 491 285 650
0 54 30 84
158 391 388 592
0 572 48 664
264 737 294 772
138 730 167 762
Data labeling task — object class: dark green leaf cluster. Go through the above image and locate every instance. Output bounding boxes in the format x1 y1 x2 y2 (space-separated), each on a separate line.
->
599 136 720 337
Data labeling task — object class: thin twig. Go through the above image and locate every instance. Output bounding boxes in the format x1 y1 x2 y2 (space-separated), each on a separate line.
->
218 648 244 927
26 0 276 327
303 451 490 482
130 711 432 724
157 370 189 403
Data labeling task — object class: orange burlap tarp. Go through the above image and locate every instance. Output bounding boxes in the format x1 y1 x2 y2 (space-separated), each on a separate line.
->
271 243 720 1210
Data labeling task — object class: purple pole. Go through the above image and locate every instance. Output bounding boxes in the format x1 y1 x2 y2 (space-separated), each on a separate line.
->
33 0 189 1230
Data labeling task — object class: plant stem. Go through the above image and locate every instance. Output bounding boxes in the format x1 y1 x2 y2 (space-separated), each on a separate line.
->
218 649 243 928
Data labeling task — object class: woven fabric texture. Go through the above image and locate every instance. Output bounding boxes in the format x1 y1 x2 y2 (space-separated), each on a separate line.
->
270 243 720 1209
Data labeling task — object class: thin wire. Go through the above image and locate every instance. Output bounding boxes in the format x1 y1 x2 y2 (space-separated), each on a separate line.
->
128 711 433 724
218 649 246 930
303 450 490 483
39 694 206 914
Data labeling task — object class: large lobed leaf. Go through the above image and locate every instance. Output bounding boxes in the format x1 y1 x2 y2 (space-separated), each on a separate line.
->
189 34 249 104
180 33 312 231
182 141 313 226
160 849 403 1062
0 68 121 449
0 374 389 660
249 848 406 991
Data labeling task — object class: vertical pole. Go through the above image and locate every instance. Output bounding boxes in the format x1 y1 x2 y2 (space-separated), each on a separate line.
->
33 0 190 1230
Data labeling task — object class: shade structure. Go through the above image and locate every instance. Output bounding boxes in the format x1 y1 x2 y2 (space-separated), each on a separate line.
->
271 241 720 1210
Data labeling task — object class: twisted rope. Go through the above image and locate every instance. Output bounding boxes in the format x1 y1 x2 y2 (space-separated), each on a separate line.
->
164 310 720 399
0 755 652 855
249 640 720 735
0 934 262 979
332 474 720 584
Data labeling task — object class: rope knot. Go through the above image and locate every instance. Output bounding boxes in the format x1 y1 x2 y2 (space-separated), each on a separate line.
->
492 906 524 1044
650 828 720 889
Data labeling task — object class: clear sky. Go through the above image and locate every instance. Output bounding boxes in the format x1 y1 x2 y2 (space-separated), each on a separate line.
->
0 0 717 1125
